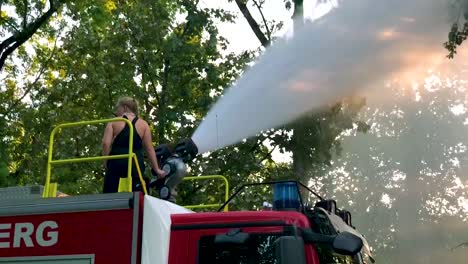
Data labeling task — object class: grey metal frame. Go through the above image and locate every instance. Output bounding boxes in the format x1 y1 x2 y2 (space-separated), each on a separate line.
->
0 193 134 216
0 254 95 263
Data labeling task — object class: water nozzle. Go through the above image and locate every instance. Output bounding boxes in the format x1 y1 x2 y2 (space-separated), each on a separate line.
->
155 143 175 165
150 138 198 203
175 138 198 163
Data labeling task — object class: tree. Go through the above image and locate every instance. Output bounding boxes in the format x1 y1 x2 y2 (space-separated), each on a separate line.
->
324 69 468 263
0 0 63 71
1 0 265 196
0 0 67 185
444 0 468 58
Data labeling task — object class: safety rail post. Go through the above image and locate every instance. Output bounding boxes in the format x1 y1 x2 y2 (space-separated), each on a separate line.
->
43 118 147 197
133 154 147 193
182 175 229 212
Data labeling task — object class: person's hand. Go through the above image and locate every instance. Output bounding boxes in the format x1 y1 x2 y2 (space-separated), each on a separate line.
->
151 169 167 179
155 169 167 179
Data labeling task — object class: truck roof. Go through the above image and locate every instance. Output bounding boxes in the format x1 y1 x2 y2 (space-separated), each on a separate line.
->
171 210 311 230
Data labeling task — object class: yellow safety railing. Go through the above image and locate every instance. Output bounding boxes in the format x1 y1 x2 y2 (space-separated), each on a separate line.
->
43 118 147 198
182 175 229 212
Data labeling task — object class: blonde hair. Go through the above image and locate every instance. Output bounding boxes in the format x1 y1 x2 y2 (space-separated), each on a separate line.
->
116 96 139 115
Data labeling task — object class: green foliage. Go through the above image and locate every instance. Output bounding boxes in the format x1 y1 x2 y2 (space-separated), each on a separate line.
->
0 0 64 70
444 1 468 58
1 0 368 204
1 0 258 196
0 165 9 186
444 21 468 58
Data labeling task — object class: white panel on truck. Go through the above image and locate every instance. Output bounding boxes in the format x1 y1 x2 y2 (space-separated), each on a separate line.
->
141 196 193 264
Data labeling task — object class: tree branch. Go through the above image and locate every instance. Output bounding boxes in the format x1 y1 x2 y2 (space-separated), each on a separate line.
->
0 0 60 71
22 0 29 29
0 17 21 33
147 75 161 107
258 145 277 164
161 58 169 106
234 0 270 47
144 97 152 119
157 58 170 142
252 0 272 40
451 242 468 251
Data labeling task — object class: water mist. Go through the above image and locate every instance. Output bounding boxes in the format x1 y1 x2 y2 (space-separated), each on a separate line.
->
192 0 453 154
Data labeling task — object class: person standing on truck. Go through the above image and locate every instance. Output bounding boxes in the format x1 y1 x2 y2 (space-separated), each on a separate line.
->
102 96 166 193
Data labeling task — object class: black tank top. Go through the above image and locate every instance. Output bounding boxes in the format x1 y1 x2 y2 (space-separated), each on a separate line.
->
110 116 143 154
106 116 145 191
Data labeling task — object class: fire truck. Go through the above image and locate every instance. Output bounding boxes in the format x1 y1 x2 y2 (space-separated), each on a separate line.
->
0 119 375 264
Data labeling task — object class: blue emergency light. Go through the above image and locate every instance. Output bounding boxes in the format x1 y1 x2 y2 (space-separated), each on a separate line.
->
273 182 301 210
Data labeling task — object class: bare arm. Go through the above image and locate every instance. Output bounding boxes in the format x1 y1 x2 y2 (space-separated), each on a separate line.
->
142 122 165 178
102 123 114 167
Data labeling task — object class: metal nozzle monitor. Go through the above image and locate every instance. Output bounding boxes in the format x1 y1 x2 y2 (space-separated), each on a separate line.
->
151 138 199 202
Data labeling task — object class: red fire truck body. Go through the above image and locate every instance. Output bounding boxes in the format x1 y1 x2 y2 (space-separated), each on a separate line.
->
0 119 374 263
0 190 373 264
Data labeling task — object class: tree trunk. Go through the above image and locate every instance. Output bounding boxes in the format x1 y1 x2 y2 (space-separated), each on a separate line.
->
292 0 304 31
291 0 307 178
235 0 310 180
393 109 423 263
291 122 308 180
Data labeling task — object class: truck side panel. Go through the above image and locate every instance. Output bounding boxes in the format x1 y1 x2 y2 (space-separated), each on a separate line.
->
168 231 190 264
0 192 142 264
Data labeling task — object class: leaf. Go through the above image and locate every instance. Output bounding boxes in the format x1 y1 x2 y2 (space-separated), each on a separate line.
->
59 69 66 78
356 121 371 133
0 10 8 20
104 0 117 13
